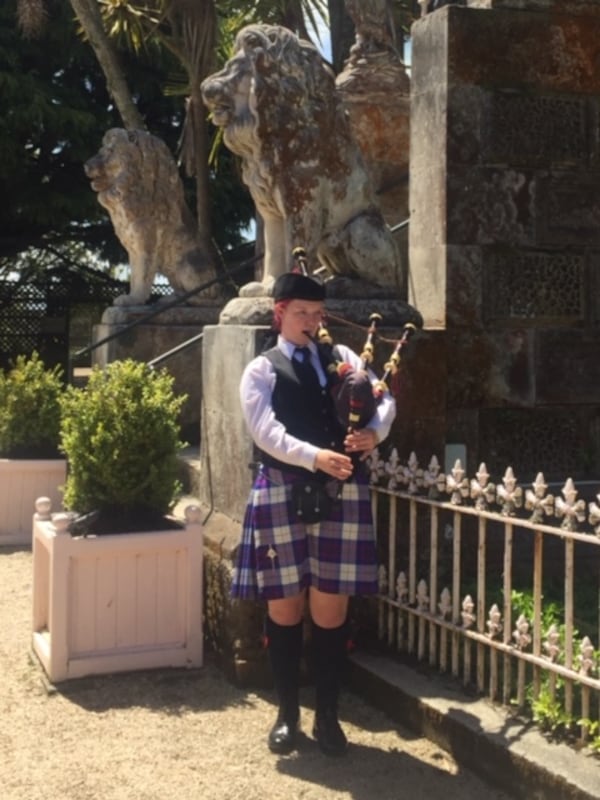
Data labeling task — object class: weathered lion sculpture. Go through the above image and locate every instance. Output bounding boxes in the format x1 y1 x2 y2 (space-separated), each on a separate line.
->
85 128 219 306
201 24 403 297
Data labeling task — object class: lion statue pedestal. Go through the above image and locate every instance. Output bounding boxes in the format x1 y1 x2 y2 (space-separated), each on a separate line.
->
218 280 422 329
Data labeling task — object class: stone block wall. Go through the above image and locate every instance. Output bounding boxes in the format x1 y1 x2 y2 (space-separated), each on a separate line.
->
408 2 600 480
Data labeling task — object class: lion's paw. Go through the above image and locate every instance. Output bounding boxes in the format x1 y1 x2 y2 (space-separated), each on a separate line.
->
113 293 149 307
238 280 274 298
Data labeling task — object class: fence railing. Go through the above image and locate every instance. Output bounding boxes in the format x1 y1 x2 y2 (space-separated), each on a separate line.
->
368 449 600 742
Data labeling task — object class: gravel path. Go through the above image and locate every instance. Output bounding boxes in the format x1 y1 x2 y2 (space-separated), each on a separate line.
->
1 548 513 800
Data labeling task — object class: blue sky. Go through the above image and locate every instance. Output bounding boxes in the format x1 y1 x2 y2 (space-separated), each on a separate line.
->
311 14 332 60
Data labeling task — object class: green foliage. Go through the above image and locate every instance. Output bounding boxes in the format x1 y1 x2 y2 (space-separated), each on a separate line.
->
218 0 327 39
1 0 116 260
510 587 600 748
531 689 572 735
0 352 64 458
511 589 565 639
60 360 186 519
579 719 600 753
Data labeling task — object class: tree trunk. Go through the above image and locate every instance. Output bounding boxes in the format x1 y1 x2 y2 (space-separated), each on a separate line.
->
190 87 217 258
328 0 355 74
281 0 311 42
69 0 145 130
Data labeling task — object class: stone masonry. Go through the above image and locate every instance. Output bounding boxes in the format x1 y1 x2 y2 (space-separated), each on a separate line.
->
409 0 600 480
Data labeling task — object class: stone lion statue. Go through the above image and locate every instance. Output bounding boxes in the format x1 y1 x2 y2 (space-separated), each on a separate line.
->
201 24 403 297
85 128 219 306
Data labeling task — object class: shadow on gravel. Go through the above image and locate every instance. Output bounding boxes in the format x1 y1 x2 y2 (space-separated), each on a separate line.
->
50 656 255 715
274 736 477 800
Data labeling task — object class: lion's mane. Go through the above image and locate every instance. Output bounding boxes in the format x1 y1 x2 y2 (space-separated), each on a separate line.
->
229 26 353 212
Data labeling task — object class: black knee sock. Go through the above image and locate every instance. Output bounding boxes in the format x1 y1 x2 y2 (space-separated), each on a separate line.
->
311 620 350 716
265 616 303 724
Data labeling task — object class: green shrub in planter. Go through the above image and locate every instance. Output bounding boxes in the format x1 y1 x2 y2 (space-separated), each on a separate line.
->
0 352 64 458
60 359 187 534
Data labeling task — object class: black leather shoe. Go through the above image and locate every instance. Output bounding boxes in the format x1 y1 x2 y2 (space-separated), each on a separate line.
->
268 715 298 754
313 709 348 756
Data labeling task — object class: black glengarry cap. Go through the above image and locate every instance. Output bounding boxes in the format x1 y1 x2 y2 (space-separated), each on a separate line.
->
273 272 325 302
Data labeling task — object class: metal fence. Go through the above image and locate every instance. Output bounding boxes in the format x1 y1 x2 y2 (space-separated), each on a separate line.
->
368 449 600 742
0 267 172 375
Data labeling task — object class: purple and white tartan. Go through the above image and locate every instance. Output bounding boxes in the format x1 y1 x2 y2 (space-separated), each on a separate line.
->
231 466 378 600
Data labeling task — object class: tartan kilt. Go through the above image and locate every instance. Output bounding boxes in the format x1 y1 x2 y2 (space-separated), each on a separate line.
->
231 466 379 601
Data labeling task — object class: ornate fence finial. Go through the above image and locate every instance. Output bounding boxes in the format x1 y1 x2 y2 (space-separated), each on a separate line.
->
368 446 385 485
384 447 403 490
578 636 595 676
446 459 469 505
461 594 476 628
403 451 424 495
496 466 523 516
512 614 532 650
438 587 452 619
525 472 554 524
396 571 408 604
470 462 496 510
588 492 600 538
486 603 503 638
378 564 388 594
543 624 561 662
416 579 429 611
555 478 586 532
423 455 445 499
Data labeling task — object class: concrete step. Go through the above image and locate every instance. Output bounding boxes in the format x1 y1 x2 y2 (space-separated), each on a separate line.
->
348 651 600 800
71 366 93 388
176 446 202 499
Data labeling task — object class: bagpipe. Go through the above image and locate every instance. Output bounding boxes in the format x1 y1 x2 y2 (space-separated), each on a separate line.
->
316 312 416 432
291 246 417 432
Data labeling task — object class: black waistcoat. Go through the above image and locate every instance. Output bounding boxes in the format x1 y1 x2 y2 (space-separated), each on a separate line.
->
259 346 346 480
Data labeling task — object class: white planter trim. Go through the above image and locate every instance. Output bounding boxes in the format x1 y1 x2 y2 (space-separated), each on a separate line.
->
0 459 66 547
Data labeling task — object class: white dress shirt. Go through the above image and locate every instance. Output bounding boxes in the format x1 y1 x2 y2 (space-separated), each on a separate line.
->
239 335 397 473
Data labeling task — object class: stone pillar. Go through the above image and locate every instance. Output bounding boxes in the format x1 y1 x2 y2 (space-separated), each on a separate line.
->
198 324 265 522
409 1 600 479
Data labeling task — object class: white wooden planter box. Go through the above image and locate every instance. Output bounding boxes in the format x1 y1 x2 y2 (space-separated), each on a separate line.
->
32 504 204 683
0 459 66 547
